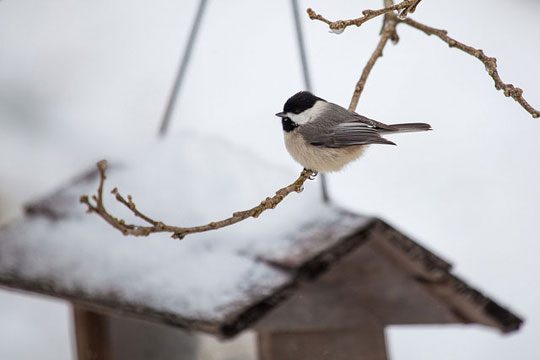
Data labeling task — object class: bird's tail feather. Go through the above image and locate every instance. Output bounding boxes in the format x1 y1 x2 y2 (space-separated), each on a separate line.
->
382 122 432 134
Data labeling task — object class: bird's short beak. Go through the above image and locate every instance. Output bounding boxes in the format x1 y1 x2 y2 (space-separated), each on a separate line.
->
275 112 287 118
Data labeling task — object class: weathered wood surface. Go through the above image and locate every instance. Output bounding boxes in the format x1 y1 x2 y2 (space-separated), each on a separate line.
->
74 307 112 360
258 324 388 360
74 306 197 360
255 219 522 333
256 239 456 331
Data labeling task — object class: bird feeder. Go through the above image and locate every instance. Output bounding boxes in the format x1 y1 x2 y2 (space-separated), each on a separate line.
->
0 135 522 360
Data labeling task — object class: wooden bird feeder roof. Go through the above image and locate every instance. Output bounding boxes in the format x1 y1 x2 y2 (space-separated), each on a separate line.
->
0 136 523 338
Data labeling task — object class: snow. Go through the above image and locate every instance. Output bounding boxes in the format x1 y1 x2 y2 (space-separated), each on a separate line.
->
0 134 340 320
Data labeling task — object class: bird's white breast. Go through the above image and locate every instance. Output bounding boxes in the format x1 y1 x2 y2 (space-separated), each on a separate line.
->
284 131 366 172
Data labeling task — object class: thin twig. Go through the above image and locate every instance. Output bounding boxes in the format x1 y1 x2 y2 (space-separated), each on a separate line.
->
80 160 316 240
307 0 420 34
401 18 539 118
348 12 399 111
291 0 330 204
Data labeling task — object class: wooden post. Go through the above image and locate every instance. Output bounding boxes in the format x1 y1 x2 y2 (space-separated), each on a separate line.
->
257 326 388 360
74 307 112 360
73 306 198 360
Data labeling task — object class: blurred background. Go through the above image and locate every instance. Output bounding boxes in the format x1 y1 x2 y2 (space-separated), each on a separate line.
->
1 0 539 359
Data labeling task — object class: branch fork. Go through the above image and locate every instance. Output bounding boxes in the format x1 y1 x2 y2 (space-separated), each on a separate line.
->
310 1 539 118
80 160 316 240
307 0 421 34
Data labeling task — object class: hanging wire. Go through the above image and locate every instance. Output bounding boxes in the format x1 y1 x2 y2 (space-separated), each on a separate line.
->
158 0 329 202
159 0 209 136
291 0 330 203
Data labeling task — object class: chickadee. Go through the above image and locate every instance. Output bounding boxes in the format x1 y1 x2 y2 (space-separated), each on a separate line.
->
275 91 431 172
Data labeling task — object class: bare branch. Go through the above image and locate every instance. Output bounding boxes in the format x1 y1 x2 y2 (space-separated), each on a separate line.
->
112 190 161 226
349 13 399 111
80 160 316 240
81 0 538 241
401 18 539 118
309 0 538 118
307 0 421 34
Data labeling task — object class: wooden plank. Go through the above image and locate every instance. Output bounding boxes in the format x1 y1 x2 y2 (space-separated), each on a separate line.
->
258 325 388 360
106 314 198 360
370 221 523 332
256 240 457 331
73 305 198 360
74 306 112 360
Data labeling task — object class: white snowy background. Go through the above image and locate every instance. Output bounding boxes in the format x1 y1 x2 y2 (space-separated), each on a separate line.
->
0 0 539 359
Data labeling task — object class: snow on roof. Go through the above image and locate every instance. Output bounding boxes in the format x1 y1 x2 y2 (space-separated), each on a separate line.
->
0 133 368 328
1 133 522 337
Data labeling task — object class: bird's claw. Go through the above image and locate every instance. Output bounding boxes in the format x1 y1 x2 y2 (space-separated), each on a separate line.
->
308 171 318 180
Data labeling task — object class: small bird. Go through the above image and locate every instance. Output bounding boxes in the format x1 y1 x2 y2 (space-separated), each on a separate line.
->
275 91 431 172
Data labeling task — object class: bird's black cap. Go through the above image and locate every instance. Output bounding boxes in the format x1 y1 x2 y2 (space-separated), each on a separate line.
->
282 91 325 115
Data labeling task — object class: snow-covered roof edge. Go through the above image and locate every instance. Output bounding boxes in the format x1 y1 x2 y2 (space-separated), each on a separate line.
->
0 132 523 337
0 212 523 337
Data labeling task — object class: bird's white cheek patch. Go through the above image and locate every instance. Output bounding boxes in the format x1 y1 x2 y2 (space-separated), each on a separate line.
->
289 100 327 125
289 112 310 125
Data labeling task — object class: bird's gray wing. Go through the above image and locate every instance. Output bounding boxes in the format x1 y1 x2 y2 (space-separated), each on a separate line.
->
299 103 395 148
300 122 395 148
325 102 396 130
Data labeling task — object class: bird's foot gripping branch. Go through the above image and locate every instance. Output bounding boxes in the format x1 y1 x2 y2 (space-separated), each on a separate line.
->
80 160 316 240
